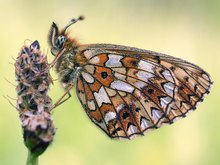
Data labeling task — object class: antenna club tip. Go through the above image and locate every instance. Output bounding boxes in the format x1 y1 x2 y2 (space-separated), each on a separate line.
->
78 15 85 20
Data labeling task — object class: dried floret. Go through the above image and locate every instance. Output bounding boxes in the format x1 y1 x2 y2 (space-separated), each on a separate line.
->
15 40 55 157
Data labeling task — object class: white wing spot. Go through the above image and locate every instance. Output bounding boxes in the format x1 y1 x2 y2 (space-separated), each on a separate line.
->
162 70 174 82
127 125 138 134
87 100 96 111
111 80 134 93
78 92 86 104
160 96 172 108
116 104 124 112
152 109 163 120
141 118 152 129
136 71 154 82
94 86 111 107
104 111 117 123
135 81 146 89
89 56 100 64
106 54 123 67
163 82 174 96
81 72 94 83
138 60 155 73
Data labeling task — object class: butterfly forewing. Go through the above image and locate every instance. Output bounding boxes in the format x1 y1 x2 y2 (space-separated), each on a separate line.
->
74 44 212 139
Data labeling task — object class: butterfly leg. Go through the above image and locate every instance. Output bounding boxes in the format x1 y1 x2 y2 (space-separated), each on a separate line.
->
51 83 73 110
50 48 66 68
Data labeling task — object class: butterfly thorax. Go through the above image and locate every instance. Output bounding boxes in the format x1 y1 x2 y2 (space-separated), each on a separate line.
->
55 39 88 88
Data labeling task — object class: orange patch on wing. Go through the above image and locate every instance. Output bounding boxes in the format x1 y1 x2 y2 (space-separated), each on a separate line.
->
99 103 115 116
77 78 84 92
94 66 114 87
92 54 108 66
121 57 139 68
84 82 94 100
89 81 102 92
81 80 104 123
89 110 103 123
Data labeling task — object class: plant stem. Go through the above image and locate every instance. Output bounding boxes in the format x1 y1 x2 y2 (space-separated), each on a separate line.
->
26 150 38 165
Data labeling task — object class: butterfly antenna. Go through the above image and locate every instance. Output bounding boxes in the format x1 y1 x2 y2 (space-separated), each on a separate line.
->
63 16 84 33
24 39 33 46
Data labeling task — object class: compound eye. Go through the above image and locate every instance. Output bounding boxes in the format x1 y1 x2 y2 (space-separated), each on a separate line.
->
55 35 66 49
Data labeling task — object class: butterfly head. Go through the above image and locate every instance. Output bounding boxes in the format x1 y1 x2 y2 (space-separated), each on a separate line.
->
48 16 84 56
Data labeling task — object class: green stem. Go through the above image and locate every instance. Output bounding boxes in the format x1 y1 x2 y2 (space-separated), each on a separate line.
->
26 150 38 165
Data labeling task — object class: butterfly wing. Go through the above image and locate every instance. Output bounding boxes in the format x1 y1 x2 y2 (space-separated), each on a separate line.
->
75 44 213 139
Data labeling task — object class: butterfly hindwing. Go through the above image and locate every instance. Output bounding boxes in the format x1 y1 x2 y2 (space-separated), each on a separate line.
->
75 44 212 139
78 69 164 139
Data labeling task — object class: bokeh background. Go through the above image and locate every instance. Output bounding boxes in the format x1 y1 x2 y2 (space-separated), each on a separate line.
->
0 0 220 165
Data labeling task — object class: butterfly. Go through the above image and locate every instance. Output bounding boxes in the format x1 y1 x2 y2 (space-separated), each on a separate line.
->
48 16 213 139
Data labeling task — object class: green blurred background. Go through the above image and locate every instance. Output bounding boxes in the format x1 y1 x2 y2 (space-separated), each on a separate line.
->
0 0 220 165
